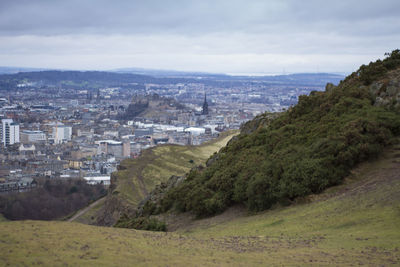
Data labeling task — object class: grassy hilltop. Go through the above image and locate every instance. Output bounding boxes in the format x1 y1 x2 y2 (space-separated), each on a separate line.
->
91 131 237 225
1 143 399 266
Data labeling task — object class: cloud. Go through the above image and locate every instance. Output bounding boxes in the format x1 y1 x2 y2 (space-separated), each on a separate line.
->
0 0 399 73
1 0 399 36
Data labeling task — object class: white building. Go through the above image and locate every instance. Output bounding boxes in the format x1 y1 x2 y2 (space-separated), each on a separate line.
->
19 144 36 152
53 125 72 144
20 130 46 143
83 175 111 186
1 119 20 146
184 127 205 136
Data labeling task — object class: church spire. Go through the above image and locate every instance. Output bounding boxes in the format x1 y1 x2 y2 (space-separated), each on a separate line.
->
202 93 209 115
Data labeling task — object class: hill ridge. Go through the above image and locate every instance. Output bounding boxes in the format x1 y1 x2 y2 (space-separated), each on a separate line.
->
127 50 400 221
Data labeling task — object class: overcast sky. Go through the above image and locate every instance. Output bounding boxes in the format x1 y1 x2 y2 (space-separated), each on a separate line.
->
0 0 399 74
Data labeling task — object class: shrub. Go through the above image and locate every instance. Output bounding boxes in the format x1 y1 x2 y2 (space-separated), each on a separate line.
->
115 215 167 232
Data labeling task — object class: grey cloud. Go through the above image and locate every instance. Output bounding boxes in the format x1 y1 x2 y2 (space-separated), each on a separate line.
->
0 0 398 36
0 0 399 73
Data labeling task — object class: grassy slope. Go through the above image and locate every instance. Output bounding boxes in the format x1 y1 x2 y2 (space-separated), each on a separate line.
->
0 214 7 222
112 130 238 207
1 143 399 266
72 197 107 224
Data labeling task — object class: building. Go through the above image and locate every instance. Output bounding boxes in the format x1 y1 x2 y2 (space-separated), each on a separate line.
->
134 127 153 137
52 125 72 144
122 141 131 157
97 140 130 158
20 130 46 143
202 93 209 115
1 119 20 146
83 175 110 186
19 144 36 152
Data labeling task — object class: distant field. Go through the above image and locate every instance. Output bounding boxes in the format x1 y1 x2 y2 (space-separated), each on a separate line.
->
1 142 399 266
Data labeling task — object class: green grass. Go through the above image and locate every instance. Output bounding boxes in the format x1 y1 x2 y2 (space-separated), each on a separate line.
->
1 144 399 266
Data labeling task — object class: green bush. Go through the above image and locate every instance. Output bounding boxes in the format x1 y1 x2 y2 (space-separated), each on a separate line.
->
115 215 167 232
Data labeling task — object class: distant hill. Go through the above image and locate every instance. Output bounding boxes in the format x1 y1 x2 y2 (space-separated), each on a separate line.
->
134 50 400 218
0 70 156 90
111 67 223 78
0 69 344 91
0 66 49 74
118 94 186 121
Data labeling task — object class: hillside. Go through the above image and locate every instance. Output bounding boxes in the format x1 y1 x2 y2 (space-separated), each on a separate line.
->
118 93 186 121
94 131 238 226
0 70 154 90
0 69 343 91
1 143 399 266
140 50 400 218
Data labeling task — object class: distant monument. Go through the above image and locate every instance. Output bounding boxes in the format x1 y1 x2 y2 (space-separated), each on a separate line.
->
96 89 101 103
202 93 209 115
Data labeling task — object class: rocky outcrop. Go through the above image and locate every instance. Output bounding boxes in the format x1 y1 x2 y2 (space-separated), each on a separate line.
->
95 194 136 226
369 71 400 108
325 82 336 92
95 172 137 226
136 174 185 217
240 112 281 135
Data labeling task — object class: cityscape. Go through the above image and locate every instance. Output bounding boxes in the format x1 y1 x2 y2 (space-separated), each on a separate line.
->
0 71 343 191
1 0 399 265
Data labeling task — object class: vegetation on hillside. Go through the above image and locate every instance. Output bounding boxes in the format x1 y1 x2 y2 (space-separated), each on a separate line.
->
1 143 399 265
0 178 106 220
154 50 400 217
357 49 400 85
115 215 167 231
96 131 237 225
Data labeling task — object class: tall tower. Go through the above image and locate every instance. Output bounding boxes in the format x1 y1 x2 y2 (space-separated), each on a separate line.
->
96 89 101 103
202 93 209 115
1 119 20 147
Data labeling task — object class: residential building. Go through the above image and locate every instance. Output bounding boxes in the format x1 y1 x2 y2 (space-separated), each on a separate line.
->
20 130 46 143
1 119 20 146
52 125 72 144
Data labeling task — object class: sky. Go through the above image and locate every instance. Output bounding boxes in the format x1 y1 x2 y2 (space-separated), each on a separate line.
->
0 0 399 74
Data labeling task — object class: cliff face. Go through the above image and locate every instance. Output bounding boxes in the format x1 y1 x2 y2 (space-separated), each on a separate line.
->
95 171 137 226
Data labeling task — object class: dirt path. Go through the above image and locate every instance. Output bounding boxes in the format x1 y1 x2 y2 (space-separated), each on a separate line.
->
68 197 105 222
